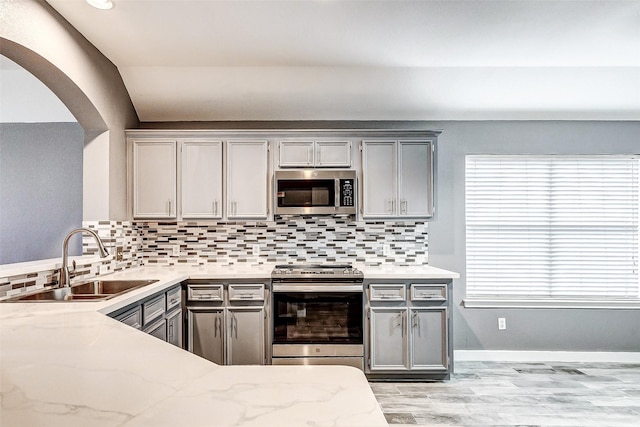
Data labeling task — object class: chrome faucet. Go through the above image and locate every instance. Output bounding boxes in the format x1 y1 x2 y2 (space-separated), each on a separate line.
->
60 228 109 288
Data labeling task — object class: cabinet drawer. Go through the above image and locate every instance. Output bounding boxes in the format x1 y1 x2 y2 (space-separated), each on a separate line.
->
114 305 142 330
142 294 166 325
187 284 224 301
229 284 264 301
410 284 447 301
369 284 406 301
166 286 182 310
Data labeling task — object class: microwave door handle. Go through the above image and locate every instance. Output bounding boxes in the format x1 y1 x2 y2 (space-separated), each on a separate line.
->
335 179 340 208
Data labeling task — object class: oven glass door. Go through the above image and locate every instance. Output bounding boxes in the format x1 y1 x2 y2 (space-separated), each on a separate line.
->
276 179 335 208
272 291 363 344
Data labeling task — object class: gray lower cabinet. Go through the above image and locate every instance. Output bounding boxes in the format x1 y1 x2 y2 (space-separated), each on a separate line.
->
110 284 183 348
366 280 451 380
186 281 267 365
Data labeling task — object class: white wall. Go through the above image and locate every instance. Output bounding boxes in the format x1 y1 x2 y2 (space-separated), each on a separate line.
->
0 0 139 220
0 55 75 123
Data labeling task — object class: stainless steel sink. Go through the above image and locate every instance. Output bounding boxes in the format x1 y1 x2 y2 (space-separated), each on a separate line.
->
69 279 158 295
4 279 158 302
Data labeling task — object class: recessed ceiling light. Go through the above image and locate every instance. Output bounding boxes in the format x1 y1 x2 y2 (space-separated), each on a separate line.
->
87 0 114 10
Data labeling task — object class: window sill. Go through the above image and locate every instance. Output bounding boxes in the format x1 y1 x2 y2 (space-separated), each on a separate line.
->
463 298 640 310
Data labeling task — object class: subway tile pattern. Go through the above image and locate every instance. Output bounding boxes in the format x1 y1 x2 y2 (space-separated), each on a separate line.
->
135 216 428 266
0 217 427 297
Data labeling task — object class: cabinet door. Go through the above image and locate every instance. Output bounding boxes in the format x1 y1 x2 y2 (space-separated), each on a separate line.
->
227 141 269 219
369 307 408 371
133 140 176 218
227 307 265 365
316 141 351 167
143 319 167 341
410 308 447 371
113 305 142 330
279 141 314 167
182 140 223 218
362 141 397 217
398 141 434 217
187 307 225 364
166 309 183 348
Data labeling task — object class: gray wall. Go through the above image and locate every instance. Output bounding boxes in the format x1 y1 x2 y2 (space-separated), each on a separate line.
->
425 120 640 352
0 123 83 263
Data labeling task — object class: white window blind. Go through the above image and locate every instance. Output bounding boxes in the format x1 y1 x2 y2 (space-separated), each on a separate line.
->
465 155 640 302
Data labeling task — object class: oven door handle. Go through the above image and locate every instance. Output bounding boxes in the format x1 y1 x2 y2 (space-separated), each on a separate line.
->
272 284 363 293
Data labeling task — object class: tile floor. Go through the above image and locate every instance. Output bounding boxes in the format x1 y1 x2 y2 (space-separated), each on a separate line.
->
370 361 640 426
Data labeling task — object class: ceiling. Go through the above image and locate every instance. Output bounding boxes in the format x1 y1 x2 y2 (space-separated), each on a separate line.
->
44 0 640 122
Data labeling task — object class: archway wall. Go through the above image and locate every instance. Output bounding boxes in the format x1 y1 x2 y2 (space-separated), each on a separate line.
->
1 0 140 220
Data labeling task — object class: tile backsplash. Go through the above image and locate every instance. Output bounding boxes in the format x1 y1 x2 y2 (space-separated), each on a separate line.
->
0 221 142 299
0 217 427 298
137 216 428 266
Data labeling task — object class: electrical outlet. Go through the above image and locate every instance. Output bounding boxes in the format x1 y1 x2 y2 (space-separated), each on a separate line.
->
498 317 507 330
252 244 260 256
172 245 180 256
115 246 124 261
383 244 391 257
99 265 108 275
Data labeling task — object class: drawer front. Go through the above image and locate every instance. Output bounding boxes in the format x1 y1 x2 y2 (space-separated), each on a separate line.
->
143 293 166 325
229 284 264 301
369 284 406 301
410 284 447 301
187 284 224 301
114 306 142 330
166 286 182 310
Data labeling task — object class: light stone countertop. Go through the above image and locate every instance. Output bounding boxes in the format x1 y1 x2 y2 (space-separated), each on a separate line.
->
0 263 458 426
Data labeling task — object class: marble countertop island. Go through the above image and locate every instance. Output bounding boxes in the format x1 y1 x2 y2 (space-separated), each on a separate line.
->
0 263 458 426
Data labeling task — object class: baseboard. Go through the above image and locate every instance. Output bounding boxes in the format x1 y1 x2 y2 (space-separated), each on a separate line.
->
454 350 640 363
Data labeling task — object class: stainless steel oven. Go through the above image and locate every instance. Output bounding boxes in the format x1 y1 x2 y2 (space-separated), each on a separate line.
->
271 264 365 369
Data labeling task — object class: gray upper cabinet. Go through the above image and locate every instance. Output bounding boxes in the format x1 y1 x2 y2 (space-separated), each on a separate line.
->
132 140 177 218
226 140 269 219
361 141 397 217
279 140 351 168
181 140 223 219
278 141 314 167
362 140 435 219
398 141 434 217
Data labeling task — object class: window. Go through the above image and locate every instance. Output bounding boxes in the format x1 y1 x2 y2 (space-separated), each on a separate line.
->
465 155 640 308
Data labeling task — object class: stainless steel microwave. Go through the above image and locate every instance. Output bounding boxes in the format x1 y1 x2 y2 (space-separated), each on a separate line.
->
274 170 357 215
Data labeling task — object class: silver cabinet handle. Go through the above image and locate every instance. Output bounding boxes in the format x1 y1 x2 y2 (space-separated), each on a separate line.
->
168 199 172 215
169 322 174 341
231 313 238 338
308 146 313 165
214 314 219 337
401 199 407 214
